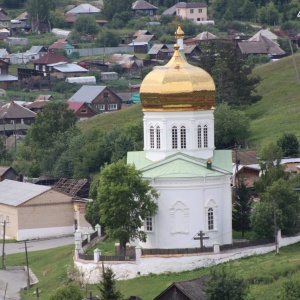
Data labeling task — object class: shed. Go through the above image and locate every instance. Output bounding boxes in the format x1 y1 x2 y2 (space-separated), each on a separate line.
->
0 166 18 182
101 72 118 81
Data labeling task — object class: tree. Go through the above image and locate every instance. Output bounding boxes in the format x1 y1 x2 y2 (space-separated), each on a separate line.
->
254 142 287 194
277 133 299 157
232 179 252 238
74 15 99 36
98 267 122 300
251 179 300 238
205 267 249 300
49 283 83 300
27 0 55 22
102 0 133 20
95 29 120 47
214 103 250 148
89 160 158 255
28 101 77 150
198 41 261 105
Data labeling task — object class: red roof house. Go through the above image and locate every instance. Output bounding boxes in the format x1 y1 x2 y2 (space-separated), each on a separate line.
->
32 53 70 73
68 102 96 120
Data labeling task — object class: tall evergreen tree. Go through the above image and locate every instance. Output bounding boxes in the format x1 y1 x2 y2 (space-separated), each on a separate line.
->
98 267 122 300
232 179 252 238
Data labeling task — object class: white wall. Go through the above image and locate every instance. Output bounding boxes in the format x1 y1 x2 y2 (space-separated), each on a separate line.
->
17 226 74 241
74 232 300 283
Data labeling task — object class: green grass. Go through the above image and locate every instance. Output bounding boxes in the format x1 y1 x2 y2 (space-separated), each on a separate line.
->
86 238 117 256
245 53 300 147
5 242 300 299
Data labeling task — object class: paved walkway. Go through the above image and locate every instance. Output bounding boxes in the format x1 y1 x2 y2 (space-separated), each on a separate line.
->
0 236 74 299
1 236 74 255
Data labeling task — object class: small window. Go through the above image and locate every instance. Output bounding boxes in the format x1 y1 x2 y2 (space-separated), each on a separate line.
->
80 109 87 114
198 8 202 13
197 18 200 21
108 104 117 110
180 126 186 149
104 92 109 98
96 104 105 110
172 126 178 149
145 213 153 232
204 125 208 148
190 9 194 13
156 126 161 149
208 208 214 230
197 125 202 148
150 126 154 149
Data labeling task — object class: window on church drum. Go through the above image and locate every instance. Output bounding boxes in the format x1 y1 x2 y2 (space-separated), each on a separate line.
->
156 126 161 149
208 208 214 230
180 126 186 149
146 213 153 231
172 126 178 149
197 125 202 148
204 125 208 148
150 126 154 149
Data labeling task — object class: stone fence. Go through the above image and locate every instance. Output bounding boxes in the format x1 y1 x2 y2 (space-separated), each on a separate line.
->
74 230 300 283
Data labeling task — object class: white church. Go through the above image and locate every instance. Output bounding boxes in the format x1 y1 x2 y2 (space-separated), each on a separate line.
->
127 26 232 249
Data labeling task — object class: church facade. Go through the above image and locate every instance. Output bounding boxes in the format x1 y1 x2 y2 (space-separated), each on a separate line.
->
127 26 232 249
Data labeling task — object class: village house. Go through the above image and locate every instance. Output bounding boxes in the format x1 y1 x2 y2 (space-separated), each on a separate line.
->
32 52 71 73
68 101 97 120
0 8 10 28
0 102 36 127
184 31 218 45
0 166 18 182
163 2 208 24
48 39 76 58
0 179 93 241
131 0 158 16
48 62 88 78
15 11 31 31
68 85 122 113
0 59 18 88
25 98 50 113
66 3 101 15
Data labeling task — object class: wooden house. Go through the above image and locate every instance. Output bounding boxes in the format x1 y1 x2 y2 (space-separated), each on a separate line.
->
68 101 96 120
26 100 50 113
32 53 70 73
0 166 18 182
48 39 76 58
132 0 157 16
68 85 122 113
154 277 207 300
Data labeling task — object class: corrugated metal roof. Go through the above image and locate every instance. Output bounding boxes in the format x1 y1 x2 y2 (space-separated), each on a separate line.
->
148 44 168 54
0 179 51 207
51 63 88 73
238 41 268 54
32 53 70 64
68 85 107 103
0 166 10 176
132 0 157 10
27 46 46 54
134 35 154 43
176 2 207 8
249 30 278 42
67 4 100 14
0 102 36 119
0 74 18 82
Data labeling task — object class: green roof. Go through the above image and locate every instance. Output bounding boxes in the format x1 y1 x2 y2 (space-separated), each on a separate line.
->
127 151 232 178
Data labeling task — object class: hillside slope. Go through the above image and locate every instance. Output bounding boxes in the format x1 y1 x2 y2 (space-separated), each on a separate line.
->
246 53 300 146
77 53 300 146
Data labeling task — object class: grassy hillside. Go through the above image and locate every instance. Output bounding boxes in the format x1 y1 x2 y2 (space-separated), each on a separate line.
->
77 103 143 132
76 53 300 147
245 53 300 147
6 242 300 299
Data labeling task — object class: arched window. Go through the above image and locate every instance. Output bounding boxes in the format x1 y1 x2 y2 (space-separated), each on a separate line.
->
208 207 214 230
156 126 161 149
197 125 202 148
180 126 186 149
204 125 208 148
172 126 178 149
150 126 154 149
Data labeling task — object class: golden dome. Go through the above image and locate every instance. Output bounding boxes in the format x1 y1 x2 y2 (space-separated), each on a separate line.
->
175 24 184 37
140 44 216 112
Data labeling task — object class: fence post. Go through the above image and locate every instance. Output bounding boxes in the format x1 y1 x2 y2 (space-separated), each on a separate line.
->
94 248 101 263
74 230 82 252
213 241 220 254
277 229 282 248
86 232 91 243
135 245 142 264
95 224 101 236
75 244 80 260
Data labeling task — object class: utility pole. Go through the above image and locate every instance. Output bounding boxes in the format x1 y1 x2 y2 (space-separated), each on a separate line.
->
273 198 279 255
2 220 6 269
25 240 30 290
193 231 209 252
